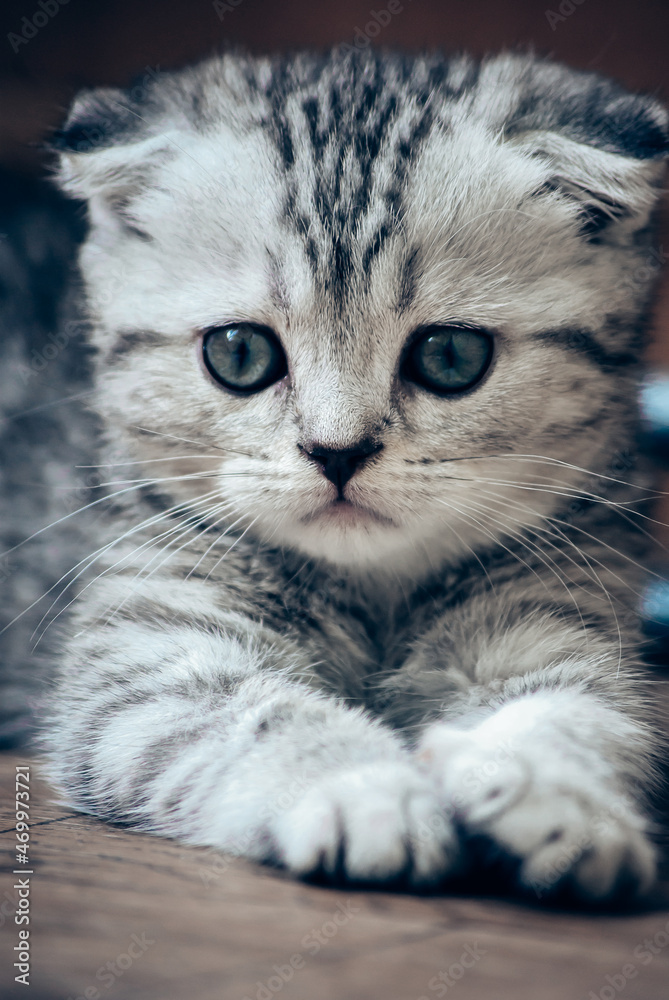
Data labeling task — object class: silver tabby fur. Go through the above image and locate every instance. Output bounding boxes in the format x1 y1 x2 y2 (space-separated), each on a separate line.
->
19 49 669 898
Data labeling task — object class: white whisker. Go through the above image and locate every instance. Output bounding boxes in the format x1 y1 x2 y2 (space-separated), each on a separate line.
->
29 491 227 645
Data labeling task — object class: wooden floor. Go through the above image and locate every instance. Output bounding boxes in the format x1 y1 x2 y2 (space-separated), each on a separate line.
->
1 756 669 1000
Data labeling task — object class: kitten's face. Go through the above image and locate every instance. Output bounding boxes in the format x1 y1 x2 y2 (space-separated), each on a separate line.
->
66 54 664 572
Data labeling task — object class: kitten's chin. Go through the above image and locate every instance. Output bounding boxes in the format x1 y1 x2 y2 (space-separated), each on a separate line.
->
276 501 418 570
302 499 395 530
263 497 502 574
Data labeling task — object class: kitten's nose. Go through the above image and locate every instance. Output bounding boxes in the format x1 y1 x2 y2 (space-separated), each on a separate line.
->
300 440 383 494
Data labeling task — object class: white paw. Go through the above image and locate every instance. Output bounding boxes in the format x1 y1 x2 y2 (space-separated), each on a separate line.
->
270 762 460 886
417 725 656 901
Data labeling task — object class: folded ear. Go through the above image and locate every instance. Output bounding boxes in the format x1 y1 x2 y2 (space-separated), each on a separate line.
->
504 66 668 239
513 129 667 240
51 74 180 234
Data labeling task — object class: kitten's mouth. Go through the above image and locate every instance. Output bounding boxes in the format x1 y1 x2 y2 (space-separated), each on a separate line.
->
304 498 395 528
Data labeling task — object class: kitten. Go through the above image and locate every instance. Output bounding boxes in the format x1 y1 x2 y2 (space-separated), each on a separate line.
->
30 48 669 899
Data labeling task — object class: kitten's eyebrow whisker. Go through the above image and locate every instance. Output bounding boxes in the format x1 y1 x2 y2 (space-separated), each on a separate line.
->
178 237 232 265
425 206 539 261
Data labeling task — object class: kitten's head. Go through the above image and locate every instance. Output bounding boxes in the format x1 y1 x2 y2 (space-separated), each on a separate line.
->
55 51 668 573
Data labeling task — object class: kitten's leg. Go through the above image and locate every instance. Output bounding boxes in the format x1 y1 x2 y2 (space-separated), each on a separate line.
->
381 601 660 900
45 611 458 885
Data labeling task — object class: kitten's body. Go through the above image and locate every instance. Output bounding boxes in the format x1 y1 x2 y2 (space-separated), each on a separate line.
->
10 49 669 898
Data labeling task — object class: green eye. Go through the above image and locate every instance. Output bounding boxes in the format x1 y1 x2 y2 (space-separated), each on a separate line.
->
404 326 493 394
203 324 287 392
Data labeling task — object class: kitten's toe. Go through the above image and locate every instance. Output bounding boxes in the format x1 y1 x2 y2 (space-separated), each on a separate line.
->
515 796 657 901
271 763 459 886
272 783 342 875
404 786 459 885
416 724 656 901
418 725 530 825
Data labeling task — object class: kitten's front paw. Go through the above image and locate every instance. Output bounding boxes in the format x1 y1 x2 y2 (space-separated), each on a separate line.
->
417 726 657 901
271 763 460 886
